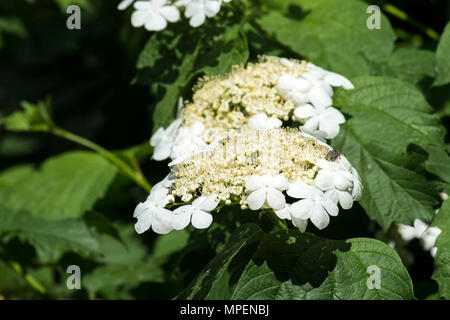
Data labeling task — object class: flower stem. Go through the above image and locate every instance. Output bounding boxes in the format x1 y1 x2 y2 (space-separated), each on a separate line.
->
50 127 151 192
383 4 440 41
264 209 289 231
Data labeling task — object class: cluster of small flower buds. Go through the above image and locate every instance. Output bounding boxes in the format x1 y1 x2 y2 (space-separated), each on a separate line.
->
118 0 232 31
135 128 362 234
150 56 354 162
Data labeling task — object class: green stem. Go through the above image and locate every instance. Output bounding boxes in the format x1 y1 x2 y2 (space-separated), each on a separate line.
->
50 127 151 192
264 210 289 231
383 4 440 41
0 244 47 295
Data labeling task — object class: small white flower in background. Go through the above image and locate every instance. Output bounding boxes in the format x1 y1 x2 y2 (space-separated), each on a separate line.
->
248 113 282 131
134 184 174 234
172 194 219 230
171 121 207 160
131 0 180 32
398 219 441 257
150 118 182 161
294 104 345 140
182 0 231 28
118 0 135 10
274 204 308 232
245 174 289 211
314 159 355 209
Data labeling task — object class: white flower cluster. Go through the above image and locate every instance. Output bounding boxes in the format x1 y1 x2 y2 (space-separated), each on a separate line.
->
397 219 441 257
135 128 362 234
149 57 354 162
118 0 231 31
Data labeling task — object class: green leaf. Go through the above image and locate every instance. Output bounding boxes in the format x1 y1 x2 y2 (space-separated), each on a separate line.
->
333 76 445 229
231 231 414 300
1 99 54 132
256 0 395 78
434 22 450 86
152 229 189 260
0 205 100 263
432 200 450 299
0 151 117 220
136 10 249 130
423 144 450 185
177 223 264 300
383 48 436 84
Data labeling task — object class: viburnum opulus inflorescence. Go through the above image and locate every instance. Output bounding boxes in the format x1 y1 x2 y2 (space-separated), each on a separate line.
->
135 127 362 235
150 56 354 161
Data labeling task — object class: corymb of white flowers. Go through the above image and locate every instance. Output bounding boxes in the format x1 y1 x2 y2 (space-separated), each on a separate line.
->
150 56 354 161
135 128 362 235
118 0 232 31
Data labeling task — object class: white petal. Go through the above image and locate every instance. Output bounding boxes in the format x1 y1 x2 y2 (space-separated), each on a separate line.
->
338 191 354 210
189 11 206 27
152 141 172 161
324 72 354 90
191 210 213 229
318 118 340 139
274 205 291 220
294 104 317 119
266 117 283 129
323 107 346 124
246 175 263 192
246 188 267 210
322 199 339 216
314 170 335 190
135 211 153 234
287 180 314 199
266 188 286 210
194 194 219 212
131 10 148 27
290 92 309 106
302 116 320 131
309 86 332 108
148 184 169 205
172 206 193 230
310 204 330 230
151 208 173 234
291 216 308 233
397 224 417 241
205 1 221 17
248 113 268 130
269 174 289 191
118 0 135 11
145 12 168 31
159 6 180 22
290 199 313 219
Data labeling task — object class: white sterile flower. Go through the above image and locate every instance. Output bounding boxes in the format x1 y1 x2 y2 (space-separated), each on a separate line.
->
133 184 174 234
245 174 289 211
294 104 345 139
171 121 207 160
118 0 135 10
277 74 312 106
287 180 338 230
131 0 180 31
306 62 354 90
184 0 224 28
274 204 308 232
248 113 282 131
398 219 441 257
314 159 355 209
172 194 219 230
150 118 182 161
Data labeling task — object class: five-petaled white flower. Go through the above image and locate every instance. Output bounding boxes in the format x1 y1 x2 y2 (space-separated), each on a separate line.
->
248 113 282 131
134 184 174 234
314 159 355 209
150 118 182 161
294 104 345 139
131 0 180 31
183 0 230 28
172 194 220 230
287 180 338 230
306 63 354 90
245 174 289 211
